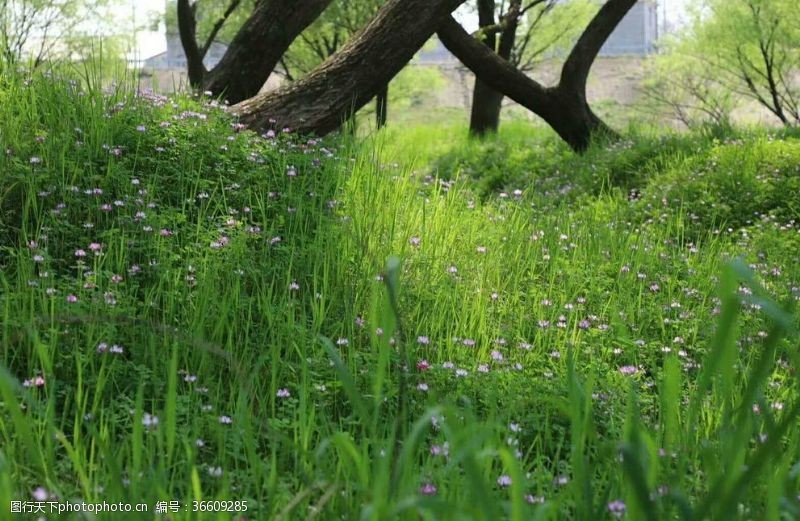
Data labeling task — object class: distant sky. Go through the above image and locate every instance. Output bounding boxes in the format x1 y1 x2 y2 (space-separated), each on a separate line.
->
128 0 166 60
129 0 693 60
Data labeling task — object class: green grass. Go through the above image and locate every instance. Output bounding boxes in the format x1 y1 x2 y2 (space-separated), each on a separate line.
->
1 67 800 520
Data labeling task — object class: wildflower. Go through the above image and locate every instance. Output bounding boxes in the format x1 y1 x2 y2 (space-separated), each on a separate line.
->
419 483 437 495
74 249 87 258
159 229 173 237
208 466 223 478
607 500 626 518
111 274 123 284
336 338 349 346
491 350 504 361
477 364 490 373
31 487 49 501
526 495 545 504
417 383 429 392
416 359 431 371
22 376 45 388
447 265 458 274
195 439 205 448
142 413 159 428
497 475 512 487
417 335 429 345
276 388 291 398
218 415 233 425
29 156 42 165
618 365 639 376
409 236 421 247
33 254 44 263
288 281 300 291
66 294 78 303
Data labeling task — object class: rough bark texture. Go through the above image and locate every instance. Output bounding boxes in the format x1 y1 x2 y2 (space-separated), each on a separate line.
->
376 83 388 129
177 0 334 104
440 0 636 151
177 0 205 87
469 0 500 135
231 0 466 135
469 0 519 136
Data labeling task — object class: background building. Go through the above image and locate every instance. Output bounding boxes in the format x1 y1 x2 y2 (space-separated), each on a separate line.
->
600 0 659 56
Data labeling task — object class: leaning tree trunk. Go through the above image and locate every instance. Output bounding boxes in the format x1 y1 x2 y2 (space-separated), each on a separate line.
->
232 0 466 135
178 0 333 104
469 0 519 136
376 83 389 129
439 0 635 151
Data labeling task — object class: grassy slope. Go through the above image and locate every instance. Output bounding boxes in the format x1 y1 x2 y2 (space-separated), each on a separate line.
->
1 71 800 520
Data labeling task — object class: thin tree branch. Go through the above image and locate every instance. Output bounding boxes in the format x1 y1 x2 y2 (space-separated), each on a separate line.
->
200 0 242 57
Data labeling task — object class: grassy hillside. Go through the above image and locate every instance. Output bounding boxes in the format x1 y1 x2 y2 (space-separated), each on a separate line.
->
1 70 799 520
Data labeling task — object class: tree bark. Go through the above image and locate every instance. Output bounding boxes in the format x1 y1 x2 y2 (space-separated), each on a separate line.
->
376 82 388 129
231 0 466 135
469 0 520 136
177 0 334 104
440 0 635 151
177 0 205 88
558 0 636 96
469 0 500 136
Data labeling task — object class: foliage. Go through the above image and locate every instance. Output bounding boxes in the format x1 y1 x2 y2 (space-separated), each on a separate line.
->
0 0 132 68
426 125 731 200
639 41 736 130
163 0 258 46
2 67 800 520
677 0 800 126
282 0 385 78
635 137 800 236
512 0 594 71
